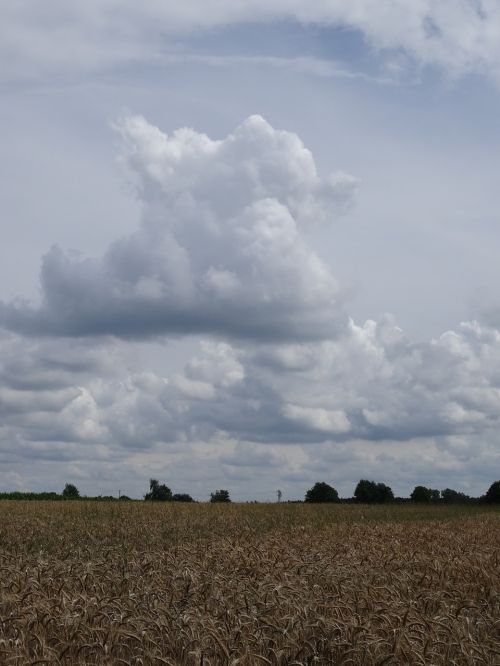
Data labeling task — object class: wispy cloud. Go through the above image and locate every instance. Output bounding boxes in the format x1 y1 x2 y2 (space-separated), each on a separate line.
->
2 1 500 85
158 53 393 85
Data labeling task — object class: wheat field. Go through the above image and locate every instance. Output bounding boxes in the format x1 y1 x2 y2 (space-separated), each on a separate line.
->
0 502 498 665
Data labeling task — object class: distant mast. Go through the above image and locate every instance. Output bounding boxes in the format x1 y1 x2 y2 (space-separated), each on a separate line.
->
276 489 282 503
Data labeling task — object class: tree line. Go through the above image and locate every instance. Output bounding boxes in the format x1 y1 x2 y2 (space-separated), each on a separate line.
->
0 479 499 503
143 479 230 503
0 481 232 503
304 479 500 504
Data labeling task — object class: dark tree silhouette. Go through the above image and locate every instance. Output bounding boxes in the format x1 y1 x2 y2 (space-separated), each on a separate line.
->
305 482 339 503
484 480 500 504
62 483 80 499
172 493 194 502
144 479 172 501
411 485 432 503
354 480 394 503
210 489 231 503
441 488 470 503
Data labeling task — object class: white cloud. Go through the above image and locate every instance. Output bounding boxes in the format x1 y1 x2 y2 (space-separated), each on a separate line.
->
283 404 351 434
0 115 355 341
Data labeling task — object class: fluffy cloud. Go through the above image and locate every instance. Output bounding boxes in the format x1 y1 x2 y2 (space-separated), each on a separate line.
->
3 1 500 83
104 318 500 450
0 332 113 468
0 115 355 341
2 317 500 497
1 108 500 497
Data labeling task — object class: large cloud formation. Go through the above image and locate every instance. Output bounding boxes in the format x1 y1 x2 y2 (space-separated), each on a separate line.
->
1 114 500 498
3 1 500 84
0 116 355 341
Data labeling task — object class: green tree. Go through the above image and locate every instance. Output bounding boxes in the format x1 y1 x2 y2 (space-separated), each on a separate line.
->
210 489 231 503
411 485 432 503
62 483 80 499
484 480 500 504
144 479 172 501
305 482 339 503
354 480 394 503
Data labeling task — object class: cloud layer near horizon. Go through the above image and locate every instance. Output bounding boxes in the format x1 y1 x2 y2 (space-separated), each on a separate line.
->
1 317 500 498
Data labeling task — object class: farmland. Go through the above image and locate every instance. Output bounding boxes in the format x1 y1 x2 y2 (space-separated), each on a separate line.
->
0 502 498 665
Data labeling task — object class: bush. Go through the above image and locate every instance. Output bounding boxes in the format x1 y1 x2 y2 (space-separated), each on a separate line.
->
210 489 231 503
305 482 339 503
172 493 194 502
0 492 62 501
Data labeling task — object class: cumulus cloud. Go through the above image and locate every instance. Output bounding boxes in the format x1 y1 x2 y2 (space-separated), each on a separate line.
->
0 115 355 341
89 320 500 450
2 316 500 497
2 1 500 84
107 318 500 449
0 331 113 467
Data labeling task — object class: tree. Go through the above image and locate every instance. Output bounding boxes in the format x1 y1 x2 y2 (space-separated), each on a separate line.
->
172 493 194 502
430 489 441 502
305 482 339 503
210 489 231 503
411 485 432 503
354 480 394 503
441 488 470 504
484 480 500 504
376 482 394 502
62 483 80 499
354 480 373 503
144 479 172 502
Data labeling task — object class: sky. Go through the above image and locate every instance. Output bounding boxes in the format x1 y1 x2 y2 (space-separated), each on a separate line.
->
1 1 500 500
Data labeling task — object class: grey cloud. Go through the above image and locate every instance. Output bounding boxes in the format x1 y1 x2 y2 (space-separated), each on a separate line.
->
4 306 500 465
0 116 354 342
0 330 116 391
0 332 127 460
148 319 500 448
67 321 500 458
1 318 500 497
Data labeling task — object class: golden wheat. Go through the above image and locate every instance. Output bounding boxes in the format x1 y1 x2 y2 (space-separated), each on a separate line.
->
0 502 497 665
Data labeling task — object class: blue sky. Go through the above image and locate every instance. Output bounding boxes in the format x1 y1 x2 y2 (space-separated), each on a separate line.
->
1 2 500 500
